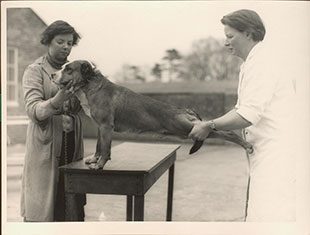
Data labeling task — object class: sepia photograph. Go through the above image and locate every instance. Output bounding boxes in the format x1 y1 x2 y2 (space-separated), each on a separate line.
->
1 1 309 235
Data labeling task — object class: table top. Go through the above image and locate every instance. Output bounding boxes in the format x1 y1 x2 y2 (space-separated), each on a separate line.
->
60 142 180 174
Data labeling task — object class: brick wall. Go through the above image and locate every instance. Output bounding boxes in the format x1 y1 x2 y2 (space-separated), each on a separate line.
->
7 8 47 115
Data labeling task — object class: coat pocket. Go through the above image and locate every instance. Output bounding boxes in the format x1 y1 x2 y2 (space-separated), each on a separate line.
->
36 120 53 145
26 122 53 161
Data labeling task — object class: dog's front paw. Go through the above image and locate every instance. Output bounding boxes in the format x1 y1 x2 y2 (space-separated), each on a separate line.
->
88 163 102 170
84 154 98 164
87 156 109 170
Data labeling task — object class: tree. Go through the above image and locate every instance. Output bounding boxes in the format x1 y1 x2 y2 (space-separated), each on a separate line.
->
181 37 220 81
208 40 242 80
129 65 145 82
181 37 241 81
162 49 182 82
151 63 162 80
113 64 146 83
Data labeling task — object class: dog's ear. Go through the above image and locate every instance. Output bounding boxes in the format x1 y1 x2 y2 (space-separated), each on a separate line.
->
81 62 95 80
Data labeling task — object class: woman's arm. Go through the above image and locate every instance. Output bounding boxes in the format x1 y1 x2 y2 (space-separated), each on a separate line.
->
210 109 252 130
23 65 55 123
34 99 60 121
35 88 72 121
188 109 252 140
23 65 73 122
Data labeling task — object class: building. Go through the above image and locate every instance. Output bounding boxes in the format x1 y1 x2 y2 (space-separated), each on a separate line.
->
6 8 47 143
7 7 47 114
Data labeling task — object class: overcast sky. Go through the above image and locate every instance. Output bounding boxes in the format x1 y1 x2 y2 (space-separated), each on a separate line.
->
4 1 310 79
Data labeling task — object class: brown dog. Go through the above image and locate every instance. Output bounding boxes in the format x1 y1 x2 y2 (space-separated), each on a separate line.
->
52 60 253 169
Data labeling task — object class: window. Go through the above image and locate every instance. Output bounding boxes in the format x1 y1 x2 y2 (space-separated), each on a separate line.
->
7 47 18 106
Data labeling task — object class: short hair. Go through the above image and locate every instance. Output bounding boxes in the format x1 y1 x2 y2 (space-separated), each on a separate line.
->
40 20 81 46
221 9 266 41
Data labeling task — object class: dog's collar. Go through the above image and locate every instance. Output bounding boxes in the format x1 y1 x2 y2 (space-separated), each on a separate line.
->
71 70 103 94
70 80 88 94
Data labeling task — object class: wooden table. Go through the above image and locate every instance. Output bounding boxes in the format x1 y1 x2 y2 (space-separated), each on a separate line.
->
59 142 180 221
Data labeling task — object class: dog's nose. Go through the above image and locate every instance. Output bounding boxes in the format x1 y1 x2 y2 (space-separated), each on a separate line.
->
51 73 55 80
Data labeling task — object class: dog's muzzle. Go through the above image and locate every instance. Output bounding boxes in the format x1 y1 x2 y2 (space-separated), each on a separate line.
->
50 73 70 88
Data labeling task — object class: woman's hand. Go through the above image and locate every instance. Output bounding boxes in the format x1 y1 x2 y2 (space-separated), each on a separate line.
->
62 115 74 133
188 120 212 141
50 81 74 109
63 96 82 114
36 81 74 121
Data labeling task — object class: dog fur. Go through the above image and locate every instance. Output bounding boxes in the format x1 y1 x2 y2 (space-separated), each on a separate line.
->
53 60 253 169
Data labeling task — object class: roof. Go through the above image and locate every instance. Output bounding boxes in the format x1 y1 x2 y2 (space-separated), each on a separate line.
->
29 8 47 26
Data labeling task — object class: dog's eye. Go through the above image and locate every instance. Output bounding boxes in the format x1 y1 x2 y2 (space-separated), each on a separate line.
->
65 67 73 74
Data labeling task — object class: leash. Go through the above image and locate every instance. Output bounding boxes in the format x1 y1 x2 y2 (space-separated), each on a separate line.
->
62 106 75 219
64 127 69 166
63 110 69 220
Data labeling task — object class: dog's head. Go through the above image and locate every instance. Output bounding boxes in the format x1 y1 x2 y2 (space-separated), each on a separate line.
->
52 60 96 89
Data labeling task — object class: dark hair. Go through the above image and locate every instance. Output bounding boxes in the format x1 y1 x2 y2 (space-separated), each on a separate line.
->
40 20 81 46
221 9 266 41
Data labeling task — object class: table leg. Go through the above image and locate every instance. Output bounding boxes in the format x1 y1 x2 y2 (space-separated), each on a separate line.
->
126 195 133 221
134 195 144 221
65 193 86 221
166 163 175 221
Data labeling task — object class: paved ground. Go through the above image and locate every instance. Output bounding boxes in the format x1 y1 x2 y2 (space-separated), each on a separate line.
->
6 139 249 222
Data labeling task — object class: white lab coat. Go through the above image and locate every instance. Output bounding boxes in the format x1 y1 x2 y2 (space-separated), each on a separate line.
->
235 42 296 221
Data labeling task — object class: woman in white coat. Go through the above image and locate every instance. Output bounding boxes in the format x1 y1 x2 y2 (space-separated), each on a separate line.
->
189 9 296 222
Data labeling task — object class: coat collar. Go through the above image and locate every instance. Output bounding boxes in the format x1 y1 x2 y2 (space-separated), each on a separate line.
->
240 42 263 72
245 42 263 64
34 55 60 78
